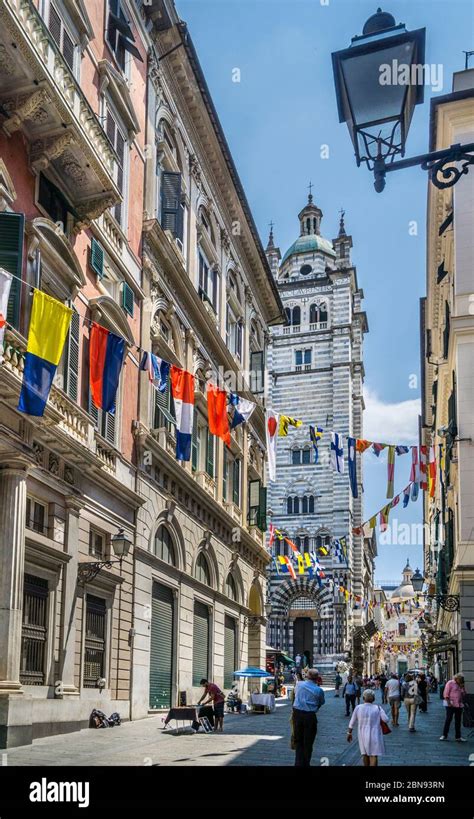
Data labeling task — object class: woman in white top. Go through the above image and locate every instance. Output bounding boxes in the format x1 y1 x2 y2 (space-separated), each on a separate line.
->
347 689 389 766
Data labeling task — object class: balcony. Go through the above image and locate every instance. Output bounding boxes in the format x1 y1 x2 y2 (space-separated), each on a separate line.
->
310 322 328 331
0 0 120 225
195 470 217 499
224 501 242 524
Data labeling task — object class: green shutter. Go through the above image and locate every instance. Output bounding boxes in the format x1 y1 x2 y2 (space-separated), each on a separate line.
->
154 380 175 429
161 172 183 240
90 238 104 278
248 479 260 526
149 582 174 709
0 211 24 329
224 615 236 689
64 308 80 401
222 446 228 500
191 407 198 471
232 458 240 506
192 601 209 686
121 282 134 317
257 486 267 532
206 429 214 478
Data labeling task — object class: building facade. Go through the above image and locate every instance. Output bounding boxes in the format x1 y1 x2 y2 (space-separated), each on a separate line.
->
265 195 368 670
0 0 282 746
421 67 474 687
373 563 426 676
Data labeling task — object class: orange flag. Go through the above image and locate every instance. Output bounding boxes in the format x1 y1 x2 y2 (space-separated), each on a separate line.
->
207 384 230 446
356 439 372 453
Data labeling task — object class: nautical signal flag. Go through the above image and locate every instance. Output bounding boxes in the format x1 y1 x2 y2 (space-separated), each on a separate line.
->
266 409 279 482
0 268 12 357
229 393 256 428
309 425 323 463
139 351 169 393
207 383 230 446
89 322 125 414
331 432 344 473
170 365 195 461
18 290 72 416
278 415 302 436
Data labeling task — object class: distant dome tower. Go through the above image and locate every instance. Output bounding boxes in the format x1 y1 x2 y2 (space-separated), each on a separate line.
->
332 208 353 268
298 184 322 236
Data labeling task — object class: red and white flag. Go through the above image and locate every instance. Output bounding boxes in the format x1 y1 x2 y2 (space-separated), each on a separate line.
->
266 409 279 482
0 268 12 360
419 445 428 490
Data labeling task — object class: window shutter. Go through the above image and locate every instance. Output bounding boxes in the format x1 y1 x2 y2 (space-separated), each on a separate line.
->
64 308 80 401
0 211 24 329
250 350 264 394
88 390 100 428
191 408 198 471
192 601 209 685
258 486 267 532
248 479 260 525
224 616 236 689
236 321 243 359
48 3 62 47
222 446 228 500
121 282 134 317
106 109 116 145
206 429 214 478
232 458 240 506
104 409 116 445
154 380 175 429
160 172 182 239
90 238 104 278
295 350 302 366
62 27 75 71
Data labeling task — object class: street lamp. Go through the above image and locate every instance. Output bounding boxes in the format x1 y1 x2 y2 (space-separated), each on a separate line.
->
411 568 424 593
77 527 132 584
332 8 474 192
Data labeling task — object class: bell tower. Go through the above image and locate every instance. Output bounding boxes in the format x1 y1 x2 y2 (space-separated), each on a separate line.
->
298 183 323 236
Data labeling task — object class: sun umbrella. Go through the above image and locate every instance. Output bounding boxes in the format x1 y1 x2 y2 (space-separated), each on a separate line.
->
233 667 273 677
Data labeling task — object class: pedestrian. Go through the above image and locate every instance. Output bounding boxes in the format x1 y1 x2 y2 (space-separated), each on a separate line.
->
380 672 388 703
292 668 325 767
197 678 226 732
347 689 390 767
385 673 401 726
417 673 428 713
343 675 358 716
295 653 302 671
335 671 342 697
355 673 363 705
401 673 420 732
440 674 467 742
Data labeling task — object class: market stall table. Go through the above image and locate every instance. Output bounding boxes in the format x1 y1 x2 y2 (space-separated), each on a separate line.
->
163 705 215 732
250 693 275 713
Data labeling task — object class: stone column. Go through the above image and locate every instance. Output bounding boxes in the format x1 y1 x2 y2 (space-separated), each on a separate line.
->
57 497 83 697
0 457 30 692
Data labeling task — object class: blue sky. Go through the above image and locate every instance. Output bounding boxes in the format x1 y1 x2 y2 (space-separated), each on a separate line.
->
176 0 473 582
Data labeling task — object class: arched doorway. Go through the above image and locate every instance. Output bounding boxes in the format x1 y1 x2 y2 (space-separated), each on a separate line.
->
293 617 313 665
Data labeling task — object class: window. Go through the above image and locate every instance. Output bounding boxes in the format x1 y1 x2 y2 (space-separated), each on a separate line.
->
302 496 308 514
398 622 406 637
287 497 293 515
83 595 106 688
248 480 266 531
293 497 300 515
205 429 214 479
198 251 218 310
153 379 175 433
226 306 243 359
20 574 48 685
154 525 176 565
302 448 311 465
106 0 142 71
48 2 78 75
226 574 237 601
38 173 74 233
63 308 80 402
89 394 117 446
105 105 127 227
195 552 211 586
193 601 209 685
308 496 315 514
296 349 311 370
292 449 301 465
292 306 301 326
0 211 24 329
232 458 241 507
26 498 47 535
89 530 105 559
250 350 264 394
300 264 312 276
160 171 184 243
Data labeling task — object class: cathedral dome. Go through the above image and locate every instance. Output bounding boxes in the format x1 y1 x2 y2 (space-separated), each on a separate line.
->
281 234 336 265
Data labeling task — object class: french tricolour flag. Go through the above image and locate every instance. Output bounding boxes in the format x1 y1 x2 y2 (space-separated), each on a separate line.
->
170 365 195 461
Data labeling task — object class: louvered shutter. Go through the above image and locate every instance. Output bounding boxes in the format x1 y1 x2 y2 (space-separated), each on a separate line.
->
205 429 214 478
154 379 175 430
222 446 228 500
192 602 209 686
191 407 198 471
62 27 75 71
88 390 99 427
149 583 174 709
250 350 264 394
104 409 116 445
224 616 236 689
64 308 80 401
121 282 134 316
48 3 62 47
90 238 104 278
114 130 125 224
106 110 116 145
258 486 267 532
232 458 240 506
160 172 182 239
0 211 24 329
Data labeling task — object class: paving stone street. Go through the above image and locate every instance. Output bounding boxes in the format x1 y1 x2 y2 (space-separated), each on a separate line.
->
3 688 472 767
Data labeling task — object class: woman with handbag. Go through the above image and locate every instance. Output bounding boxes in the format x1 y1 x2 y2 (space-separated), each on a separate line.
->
346 689 390 767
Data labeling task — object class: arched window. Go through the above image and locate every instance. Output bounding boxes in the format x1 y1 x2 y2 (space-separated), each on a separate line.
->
313 218 317 232
303 536 310 552
195 552 211 586
309 304 318 324
287 497 293 515
226 573 237 601
293 497 300 515
319 303 328 323
302 496 308 515
295 536 301 550
292 449 301 465
154 525 176 565
285 307 291 325
308 496 315 514
302 448 311 465
292 306 301 326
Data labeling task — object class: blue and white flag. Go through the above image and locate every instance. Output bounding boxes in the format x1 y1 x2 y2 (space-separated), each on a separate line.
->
140 351 169 393
229 393 256 428
396 445 409 456
331 432 344 473
309 425 324 463
348 437 358 498
402 486 411 508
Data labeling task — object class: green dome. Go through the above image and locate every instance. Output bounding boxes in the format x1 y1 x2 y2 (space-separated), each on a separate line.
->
281 234 336 265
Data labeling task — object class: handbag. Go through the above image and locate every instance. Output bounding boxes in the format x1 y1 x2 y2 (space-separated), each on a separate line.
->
379 707 391 734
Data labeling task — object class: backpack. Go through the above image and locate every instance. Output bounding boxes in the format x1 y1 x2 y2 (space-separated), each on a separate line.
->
89 709 110 728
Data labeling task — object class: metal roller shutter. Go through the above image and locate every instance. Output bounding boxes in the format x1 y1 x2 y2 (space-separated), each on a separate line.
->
192 601 209 686
224 615 236 689
149 583 174 709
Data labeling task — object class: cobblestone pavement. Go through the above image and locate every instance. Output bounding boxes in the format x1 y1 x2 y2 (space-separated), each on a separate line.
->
3 688 473 767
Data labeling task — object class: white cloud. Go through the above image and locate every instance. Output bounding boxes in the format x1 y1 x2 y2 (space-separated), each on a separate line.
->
363 388 420 444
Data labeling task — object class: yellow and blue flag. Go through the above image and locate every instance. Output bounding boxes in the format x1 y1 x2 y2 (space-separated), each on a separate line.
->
18 290 72 416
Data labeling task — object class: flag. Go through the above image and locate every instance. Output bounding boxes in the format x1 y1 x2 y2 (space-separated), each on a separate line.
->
318 543 329 556
403 486 410 508
379 504 390 532
278 555 296 579
410 446 420 501
207 383 230 446
18 290 72 416
268 523 275 549
284 536 301 556
170 365 195 461
309 425 323 462
386 445 395 498
348 437 358 498
428 446 436 498
396 445 409 455
266 409 279 482
419 445 428 490
139 351 169 393
372 442 387 457
369 515 377 530
89 322 125 413
331 432 344 473
278 415 302 436
356 439 372 453
439 443 445 488
0 268 12 359
229 393 256 428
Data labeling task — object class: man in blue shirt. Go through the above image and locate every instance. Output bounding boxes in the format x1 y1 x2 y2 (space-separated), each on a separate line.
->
292 669 325 767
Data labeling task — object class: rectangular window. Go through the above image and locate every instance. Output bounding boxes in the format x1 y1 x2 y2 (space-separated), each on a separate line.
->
398 623 406 637
0 210 25 329
20 574 48 686
248 479 260 526
106 0 142 69
304 349 312 364
89 393 117 446
192 601 210 686
160 172 183 242
295 350 303 366
48 2 78 75
250 350 264 394
206 429 214 479
26 497 47 535
38 173 73 233
89 530 105 559
83 595 106 688
106 107 127 227
232 458 241 506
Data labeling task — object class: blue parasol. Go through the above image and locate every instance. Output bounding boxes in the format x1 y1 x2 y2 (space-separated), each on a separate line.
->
233 666 274 678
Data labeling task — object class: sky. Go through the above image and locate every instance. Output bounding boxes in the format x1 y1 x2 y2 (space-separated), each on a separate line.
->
176 0 474 583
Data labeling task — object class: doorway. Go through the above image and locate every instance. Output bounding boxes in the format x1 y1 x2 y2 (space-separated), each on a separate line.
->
293 617 313 664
